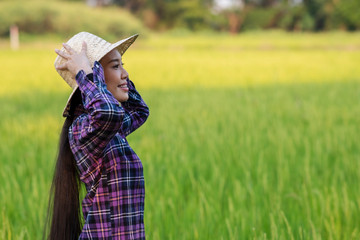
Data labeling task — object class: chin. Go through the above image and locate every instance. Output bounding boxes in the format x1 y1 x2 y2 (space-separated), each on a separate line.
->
118 94 129 103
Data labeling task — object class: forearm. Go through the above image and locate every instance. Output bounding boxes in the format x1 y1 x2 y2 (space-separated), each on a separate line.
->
120 79 149 135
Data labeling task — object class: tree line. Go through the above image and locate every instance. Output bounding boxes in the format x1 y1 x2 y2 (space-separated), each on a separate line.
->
88 0 360 33
1 0 359 35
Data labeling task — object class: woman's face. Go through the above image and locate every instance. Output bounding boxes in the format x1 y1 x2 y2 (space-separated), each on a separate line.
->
100 49 129 102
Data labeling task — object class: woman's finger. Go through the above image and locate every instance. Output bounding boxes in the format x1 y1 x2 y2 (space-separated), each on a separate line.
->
62 43 76 54
81 41 87 54
55 49 70 59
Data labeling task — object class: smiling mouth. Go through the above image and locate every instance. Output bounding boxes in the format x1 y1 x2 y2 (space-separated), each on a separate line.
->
118 83 129 91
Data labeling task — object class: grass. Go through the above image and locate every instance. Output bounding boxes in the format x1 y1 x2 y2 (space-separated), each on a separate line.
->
0 31 359 239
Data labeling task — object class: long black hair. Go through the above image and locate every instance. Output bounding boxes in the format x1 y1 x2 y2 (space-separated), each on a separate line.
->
44 90 83 240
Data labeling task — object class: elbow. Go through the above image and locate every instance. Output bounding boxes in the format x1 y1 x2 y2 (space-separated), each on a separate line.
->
145 106 150 117
143 106 150 122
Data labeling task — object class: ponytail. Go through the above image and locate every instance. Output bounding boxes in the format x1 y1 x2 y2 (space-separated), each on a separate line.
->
44 91 82 240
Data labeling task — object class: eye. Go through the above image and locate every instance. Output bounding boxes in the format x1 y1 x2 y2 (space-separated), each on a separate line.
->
112 64 120 69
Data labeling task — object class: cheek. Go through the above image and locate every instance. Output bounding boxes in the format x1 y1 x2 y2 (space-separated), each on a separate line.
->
104 72 116 86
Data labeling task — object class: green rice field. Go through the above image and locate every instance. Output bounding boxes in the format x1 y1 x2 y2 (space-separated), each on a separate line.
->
0 31 360 239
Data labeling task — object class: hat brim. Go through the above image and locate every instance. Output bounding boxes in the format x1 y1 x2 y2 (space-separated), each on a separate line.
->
62 34 139 117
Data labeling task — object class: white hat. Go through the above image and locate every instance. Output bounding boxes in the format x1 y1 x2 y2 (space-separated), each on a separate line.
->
54 32 138 117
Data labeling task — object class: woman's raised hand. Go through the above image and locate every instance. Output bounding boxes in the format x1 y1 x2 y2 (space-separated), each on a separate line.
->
55 41 93 76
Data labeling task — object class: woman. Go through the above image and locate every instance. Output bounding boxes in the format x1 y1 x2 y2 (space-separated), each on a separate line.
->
46 32 149 240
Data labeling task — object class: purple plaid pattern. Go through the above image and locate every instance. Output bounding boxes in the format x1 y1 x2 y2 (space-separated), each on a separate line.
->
68 61 149 239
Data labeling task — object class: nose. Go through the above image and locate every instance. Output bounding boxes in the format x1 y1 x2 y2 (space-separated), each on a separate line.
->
121 66 129 80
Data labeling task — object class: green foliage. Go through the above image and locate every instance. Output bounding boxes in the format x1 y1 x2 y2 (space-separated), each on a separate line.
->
279 5 315 31
241 7 281 31
177 3 207 31
334 0 360 30
205 12 229 32
0 1 146 39
1 0 360 34
297 0 360 31
160 0 210 30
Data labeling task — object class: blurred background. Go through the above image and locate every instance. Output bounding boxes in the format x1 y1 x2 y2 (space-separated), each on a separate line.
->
1 0 360 39
0 0 359 239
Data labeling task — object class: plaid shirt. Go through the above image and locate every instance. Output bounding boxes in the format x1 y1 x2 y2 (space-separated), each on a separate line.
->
68 61 149 239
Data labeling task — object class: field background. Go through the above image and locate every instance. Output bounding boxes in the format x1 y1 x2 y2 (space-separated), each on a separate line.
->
0 31 360 239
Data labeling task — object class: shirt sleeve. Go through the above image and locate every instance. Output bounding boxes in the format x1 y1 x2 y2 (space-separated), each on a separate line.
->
119 79 150 136
69 61 124 158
